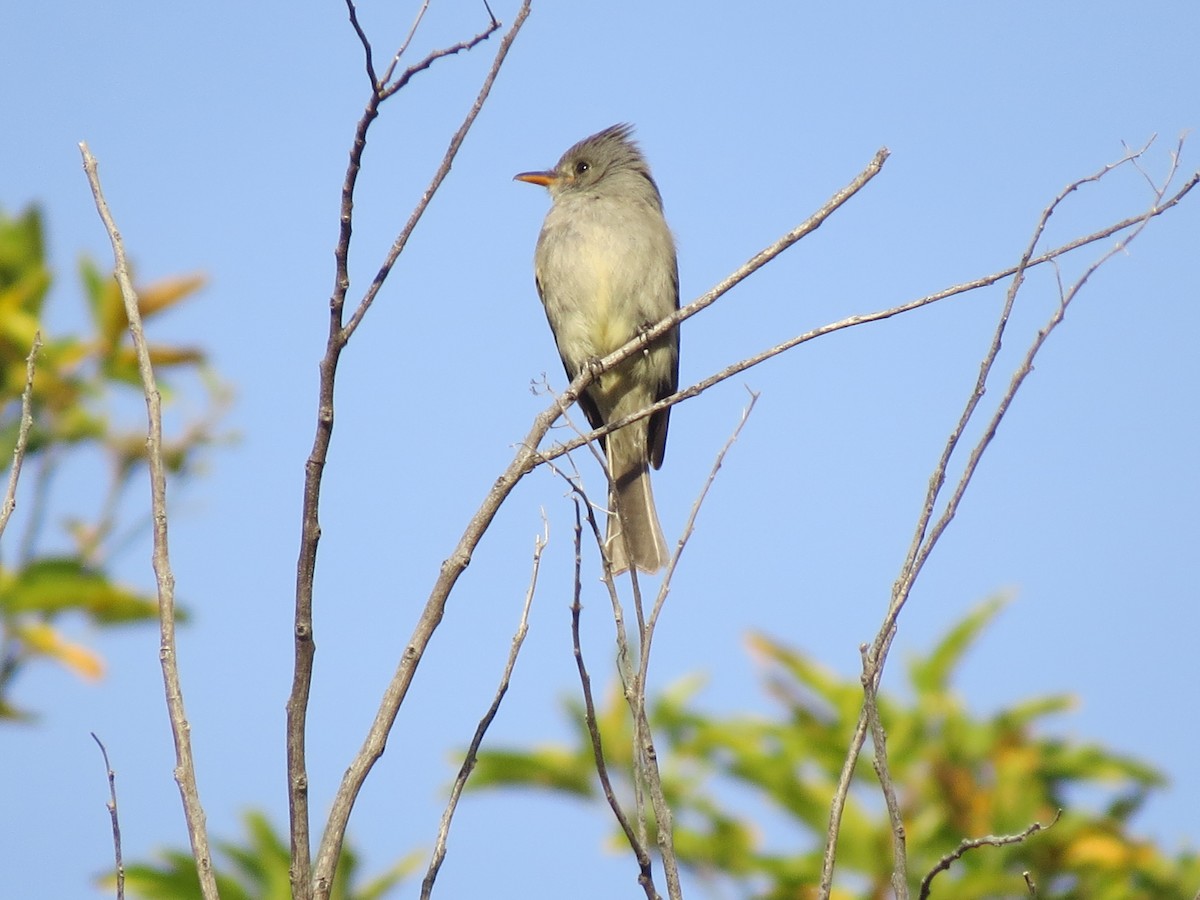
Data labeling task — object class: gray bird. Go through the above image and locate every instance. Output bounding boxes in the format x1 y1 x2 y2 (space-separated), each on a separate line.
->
516 124 679 574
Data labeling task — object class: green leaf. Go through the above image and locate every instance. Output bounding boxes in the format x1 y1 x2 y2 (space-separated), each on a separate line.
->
910 593 1009 695
115 811 415 900
469 746 596 796
0 557 159 623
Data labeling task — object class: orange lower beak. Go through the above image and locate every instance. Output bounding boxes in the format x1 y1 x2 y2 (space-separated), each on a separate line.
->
514 170 557 187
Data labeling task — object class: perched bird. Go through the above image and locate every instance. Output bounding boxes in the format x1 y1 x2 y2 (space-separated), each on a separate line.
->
515 124 680 574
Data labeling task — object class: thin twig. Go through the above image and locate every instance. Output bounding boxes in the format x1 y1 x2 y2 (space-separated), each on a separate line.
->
343 0 378 86
817 139 1189 898
540 164 1198 469
381 0 432 84
0 333 41 540
538 149 888 465
637 393 760 900
569 499 659 900
345 11 506 338
629 706 678 900
645 389 758 655
917 811 1061 899
79 142 216 899
861 645 907 899
521 157 893 886
306 145 881 896
378 19 499 102
899 137 1158 585
290 5 509 894
16 447 54 565
894 139 1181 647
420 517 546 899
535 440 635 693
307 7 532 896
91 733 125 900
542 453 650 849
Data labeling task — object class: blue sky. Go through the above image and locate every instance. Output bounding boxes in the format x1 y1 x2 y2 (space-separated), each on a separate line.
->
3 2 1198 897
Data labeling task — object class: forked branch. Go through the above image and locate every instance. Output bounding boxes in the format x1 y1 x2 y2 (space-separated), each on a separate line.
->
817 137 1194 898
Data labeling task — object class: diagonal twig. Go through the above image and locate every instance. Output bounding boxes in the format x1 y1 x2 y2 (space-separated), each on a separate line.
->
0 333 41 541
634 398 759 900
420 517 546 899
305 145 883 896
304 7 533 897
80 142 217 900
861 644 907 899
91 732 125 900
539 162 1197 469
817 138 1191 898
569 498 659 900
917 811 1061 899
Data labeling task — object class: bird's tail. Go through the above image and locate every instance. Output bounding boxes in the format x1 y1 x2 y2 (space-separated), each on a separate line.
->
605 427 668 574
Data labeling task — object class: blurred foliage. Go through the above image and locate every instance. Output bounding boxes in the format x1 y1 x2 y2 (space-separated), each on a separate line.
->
0 204 229 720
114 810 419 900
468 598 1200 898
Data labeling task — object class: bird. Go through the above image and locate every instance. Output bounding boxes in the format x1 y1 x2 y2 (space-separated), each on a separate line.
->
515 124 680 574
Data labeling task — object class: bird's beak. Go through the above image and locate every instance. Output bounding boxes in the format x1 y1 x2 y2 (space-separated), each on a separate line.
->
514 170 558 187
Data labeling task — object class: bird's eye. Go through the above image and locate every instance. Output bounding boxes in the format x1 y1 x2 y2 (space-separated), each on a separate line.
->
574 160 590 176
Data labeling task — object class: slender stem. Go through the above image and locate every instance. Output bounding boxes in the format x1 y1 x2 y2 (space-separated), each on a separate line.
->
0 333 41 540
91 732 126 900
568 500 660 899
817 139 1191 897
420 520 545 899
308 7 532 895
80 142 217 900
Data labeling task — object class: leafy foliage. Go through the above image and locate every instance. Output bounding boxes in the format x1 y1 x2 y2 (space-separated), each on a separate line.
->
0 204 227 720
468 598 1200 898
116 811 419 900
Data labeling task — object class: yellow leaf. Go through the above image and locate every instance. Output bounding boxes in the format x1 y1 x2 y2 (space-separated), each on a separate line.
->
15 621 106 681
1064 831 1133 868
137 273 207 318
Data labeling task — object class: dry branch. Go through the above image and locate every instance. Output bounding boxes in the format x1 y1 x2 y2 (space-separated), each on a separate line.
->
816 138 1194 898
299 6 534 896
0 333 41 540
917 812 1061 899
91 732 125 900
420 519 545 899
80 142 217 899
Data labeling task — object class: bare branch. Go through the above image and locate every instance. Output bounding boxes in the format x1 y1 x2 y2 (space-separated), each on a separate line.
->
381 0 432 84
0 333 41 540
378 19 501 101
343 0 378 86
642 399 757 900
540 453 651 849
420 518 546 900
569 499 659 900
296 145 882 897
342 9 508 342
540 149 889 457
860 645 907 899
917 811 1061 899
306 7 533 896
79 142 216 899
540 162 1198 469
549 397 756 899
519 165 892 889
817 139 1192 898
91 733 125 900
645 389 758 655
899 137 1160 587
